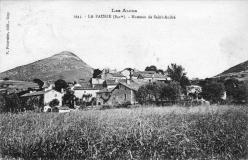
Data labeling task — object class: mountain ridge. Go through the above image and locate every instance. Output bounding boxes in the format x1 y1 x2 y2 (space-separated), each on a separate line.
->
215 59 248 81
0 51 94 82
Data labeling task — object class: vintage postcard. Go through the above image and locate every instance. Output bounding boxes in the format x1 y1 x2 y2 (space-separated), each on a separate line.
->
0 0 248 159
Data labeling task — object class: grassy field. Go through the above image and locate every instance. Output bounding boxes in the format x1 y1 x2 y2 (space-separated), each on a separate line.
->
1 105 248 159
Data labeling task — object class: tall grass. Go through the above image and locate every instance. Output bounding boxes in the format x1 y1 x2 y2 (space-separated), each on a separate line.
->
0 105 248 159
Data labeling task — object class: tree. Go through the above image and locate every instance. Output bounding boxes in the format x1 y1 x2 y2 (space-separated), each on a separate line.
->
224 78 239 97
167 63 190 92
145 65 157 72
33 79 44 90
62 88 75 108
160 82 181 102
167 63 186 82
224 79 248 104
54 79 68 92
93 69 102 78
201 81 225 103
180 75 191 93
232 84 248 104
135 85 149 105
157 69 164 75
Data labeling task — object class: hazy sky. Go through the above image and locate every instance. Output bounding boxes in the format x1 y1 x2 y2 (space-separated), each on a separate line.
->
0 0 248 78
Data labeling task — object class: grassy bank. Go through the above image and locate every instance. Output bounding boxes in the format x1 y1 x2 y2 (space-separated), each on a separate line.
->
0 105 248 159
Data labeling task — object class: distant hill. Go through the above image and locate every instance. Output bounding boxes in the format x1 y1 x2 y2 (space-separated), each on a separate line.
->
215 60 248 81
0 51 94 82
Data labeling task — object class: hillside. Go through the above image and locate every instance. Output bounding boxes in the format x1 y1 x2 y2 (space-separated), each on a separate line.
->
0 51 94 82
215 60 248 81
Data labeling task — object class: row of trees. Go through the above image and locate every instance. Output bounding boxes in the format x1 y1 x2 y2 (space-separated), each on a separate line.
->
136 64 190 105
135 81 182 105
139 64 248 105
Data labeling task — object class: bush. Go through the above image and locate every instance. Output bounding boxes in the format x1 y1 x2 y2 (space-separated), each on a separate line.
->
115 101 131 108
100 104 113 110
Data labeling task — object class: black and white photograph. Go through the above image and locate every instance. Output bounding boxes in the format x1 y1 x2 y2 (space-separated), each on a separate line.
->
0 0 248 159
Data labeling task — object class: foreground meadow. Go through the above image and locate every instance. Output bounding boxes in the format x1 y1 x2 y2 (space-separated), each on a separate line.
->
1 105 248 159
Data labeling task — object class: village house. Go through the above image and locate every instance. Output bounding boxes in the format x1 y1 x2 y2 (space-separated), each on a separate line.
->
136 71 169 83
73 83 103 102
21 89 64 106
97 81 146 106
0 80 39 92
120 69 169 82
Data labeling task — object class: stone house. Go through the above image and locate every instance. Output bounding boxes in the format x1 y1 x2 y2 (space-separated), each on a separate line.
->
97 81 146 106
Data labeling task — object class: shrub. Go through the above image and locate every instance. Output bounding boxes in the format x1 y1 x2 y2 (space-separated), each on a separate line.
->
115 101 131 108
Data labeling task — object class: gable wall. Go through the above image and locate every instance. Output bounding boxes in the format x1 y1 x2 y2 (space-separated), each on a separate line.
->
107 84 133 105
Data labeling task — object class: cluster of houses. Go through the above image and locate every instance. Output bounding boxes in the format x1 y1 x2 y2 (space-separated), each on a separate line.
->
1 68 214 112
2 68 169 111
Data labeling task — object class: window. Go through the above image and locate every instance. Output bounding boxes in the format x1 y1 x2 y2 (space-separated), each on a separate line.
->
124 94 127 100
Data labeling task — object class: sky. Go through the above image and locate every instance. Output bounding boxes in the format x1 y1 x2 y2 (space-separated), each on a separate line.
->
0 0 248 79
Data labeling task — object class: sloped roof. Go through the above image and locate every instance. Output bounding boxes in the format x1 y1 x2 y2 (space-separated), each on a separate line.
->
21 89 60 97
140 73 168 79
0 80 39 89
119 81 146 91
21 90 45 97
105 79 127 85
97 87 114 93
110 72 125 77
74 83 104 90
93 84 104 90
